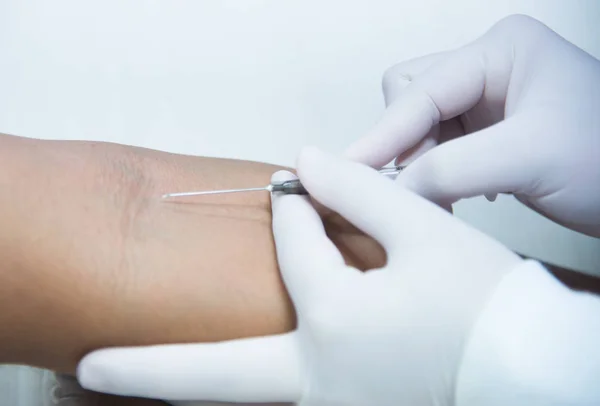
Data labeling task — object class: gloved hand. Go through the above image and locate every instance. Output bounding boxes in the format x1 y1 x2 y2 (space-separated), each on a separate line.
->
76 147 525 405
345 14 600 237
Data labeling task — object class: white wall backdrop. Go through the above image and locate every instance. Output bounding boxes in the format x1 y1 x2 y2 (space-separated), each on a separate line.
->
0 0 598 273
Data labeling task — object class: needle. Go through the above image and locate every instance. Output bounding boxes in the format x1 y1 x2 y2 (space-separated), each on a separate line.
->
161 165 405 200
161 179 307 200
162 186 271 199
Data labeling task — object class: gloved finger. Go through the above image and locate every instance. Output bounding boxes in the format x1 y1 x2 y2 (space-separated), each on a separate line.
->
396 117 542 207
78 333 302 403
297 147 457 253
270 171 347 308
394 133 438 165
384 54 470 166
382 53 449 166
345 42 507 168
382 51 448 106
394 116 466 166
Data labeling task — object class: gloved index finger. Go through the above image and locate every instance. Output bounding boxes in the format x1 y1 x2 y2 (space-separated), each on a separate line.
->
345 43 499 168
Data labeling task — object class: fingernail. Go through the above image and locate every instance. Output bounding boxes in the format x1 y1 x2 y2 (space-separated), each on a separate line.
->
76 360 107 392
271 170 297 184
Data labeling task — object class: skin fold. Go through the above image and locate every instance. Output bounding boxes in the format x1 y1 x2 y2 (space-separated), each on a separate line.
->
0 133 384 403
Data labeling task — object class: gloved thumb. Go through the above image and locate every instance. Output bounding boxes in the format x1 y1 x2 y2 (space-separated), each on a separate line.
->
397 117 543 207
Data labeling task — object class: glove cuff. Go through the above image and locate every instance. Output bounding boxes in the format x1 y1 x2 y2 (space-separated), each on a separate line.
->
455 260 600 406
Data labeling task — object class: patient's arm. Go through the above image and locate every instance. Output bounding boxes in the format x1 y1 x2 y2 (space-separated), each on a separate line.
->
0 133 385 376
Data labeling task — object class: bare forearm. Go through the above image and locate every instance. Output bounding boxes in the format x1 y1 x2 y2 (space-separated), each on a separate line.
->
0 135 123 368
0 134 384 375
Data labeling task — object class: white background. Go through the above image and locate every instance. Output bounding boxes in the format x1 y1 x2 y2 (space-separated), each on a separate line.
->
0 0 598 276
0 1 599 405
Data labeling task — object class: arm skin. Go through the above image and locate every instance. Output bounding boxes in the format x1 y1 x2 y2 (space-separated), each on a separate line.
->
0 133 385 375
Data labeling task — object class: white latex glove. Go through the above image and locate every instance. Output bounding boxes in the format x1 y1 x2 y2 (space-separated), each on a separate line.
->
76 147 526 405
345 15 600 237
